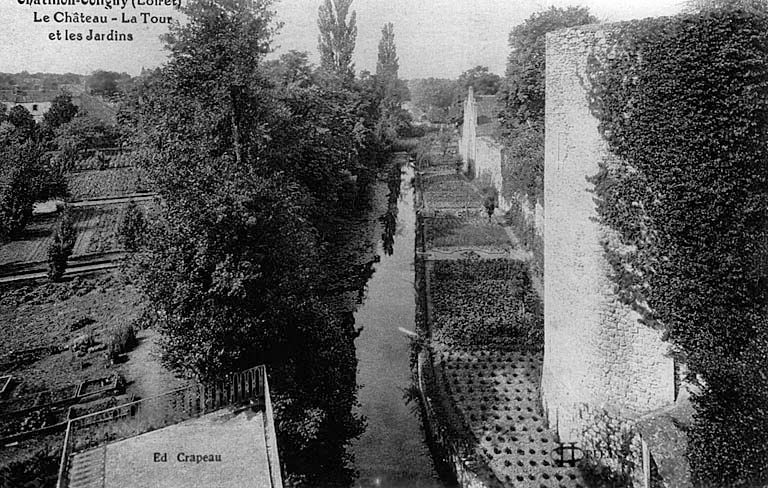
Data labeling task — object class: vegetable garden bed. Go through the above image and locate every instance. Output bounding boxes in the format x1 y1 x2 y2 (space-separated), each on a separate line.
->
429 259 543 350
0 374 123 417
67 167 153 201
419 174 485 210
76 374 124 399
0 201 154 269
425 215 512 249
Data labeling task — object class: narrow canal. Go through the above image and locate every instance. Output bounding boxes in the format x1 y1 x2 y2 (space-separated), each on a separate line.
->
350 158 448 488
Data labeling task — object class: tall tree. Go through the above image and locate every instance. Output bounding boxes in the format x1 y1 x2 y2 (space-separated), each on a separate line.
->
43 93 78 129
128 2 368 483
317 0 357 79
7 105 35 140
375 22 407 109
87 70 121 97
376 22 398 80
457 66 501 96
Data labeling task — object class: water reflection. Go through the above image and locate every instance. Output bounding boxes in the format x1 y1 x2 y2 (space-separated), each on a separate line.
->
350 158 449 488
380 162 403 256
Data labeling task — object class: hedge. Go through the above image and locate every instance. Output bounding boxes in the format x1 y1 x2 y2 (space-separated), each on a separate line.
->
586 8 768 487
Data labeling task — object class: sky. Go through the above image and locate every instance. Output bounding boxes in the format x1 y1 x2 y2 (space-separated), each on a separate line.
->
0 1 685 79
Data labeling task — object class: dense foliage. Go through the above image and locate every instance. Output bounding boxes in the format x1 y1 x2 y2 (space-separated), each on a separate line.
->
457 66 501 96
43 93 79 129
430 260 543 350
408 78 460 123
498 6 596 205
500 6 597 130
122 0 405 485
586 8 768 486
0 141 40 240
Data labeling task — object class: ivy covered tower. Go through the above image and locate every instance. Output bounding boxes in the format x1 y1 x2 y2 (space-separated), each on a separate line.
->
541 25 675 441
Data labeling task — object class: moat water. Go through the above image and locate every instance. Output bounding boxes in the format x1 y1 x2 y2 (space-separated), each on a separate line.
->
349 161 449 488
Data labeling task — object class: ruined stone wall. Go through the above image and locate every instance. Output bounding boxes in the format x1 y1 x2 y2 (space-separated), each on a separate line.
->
541 26 674 442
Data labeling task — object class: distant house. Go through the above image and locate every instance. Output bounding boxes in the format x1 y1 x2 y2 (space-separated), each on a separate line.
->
0 89 60 122
0 87 117 125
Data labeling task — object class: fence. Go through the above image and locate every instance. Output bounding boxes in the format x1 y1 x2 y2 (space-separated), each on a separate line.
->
56 365 267 488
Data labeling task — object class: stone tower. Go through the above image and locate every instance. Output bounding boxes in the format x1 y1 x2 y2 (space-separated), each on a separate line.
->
541 25 675 441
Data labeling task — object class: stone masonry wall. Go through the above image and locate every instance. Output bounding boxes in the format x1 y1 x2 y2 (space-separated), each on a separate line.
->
541 26 674 442
459 87 477 174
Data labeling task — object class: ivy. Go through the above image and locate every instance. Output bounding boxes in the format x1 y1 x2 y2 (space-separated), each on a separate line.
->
586 8 768 487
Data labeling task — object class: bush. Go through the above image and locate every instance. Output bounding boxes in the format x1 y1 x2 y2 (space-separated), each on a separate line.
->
0 142 39 241
57 208 76 254
118 200 146 251
480 185 498 220
47 208 76 282
47 236 68 282
0 447 60 488
106 322 137 362
96 151 109 170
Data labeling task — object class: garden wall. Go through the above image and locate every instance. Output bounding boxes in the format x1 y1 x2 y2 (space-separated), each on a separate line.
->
541 25 674 441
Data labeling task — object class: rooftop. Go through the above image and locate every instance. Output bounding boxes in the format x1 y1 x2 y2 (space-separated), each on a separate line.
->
57 365 282 488
69 408 274 488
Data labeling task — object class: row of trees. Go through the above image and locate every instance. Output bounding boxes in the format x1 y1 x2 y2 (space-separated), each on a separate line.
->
121 0 410 485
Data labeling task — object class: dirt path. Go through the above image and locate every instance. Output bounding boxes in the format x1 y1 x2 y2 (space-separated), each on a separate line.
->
122 328 187 400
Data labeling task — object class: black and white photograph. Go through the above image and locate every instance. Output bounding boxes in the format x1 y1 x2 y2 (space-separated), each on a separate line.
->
0 0 766 487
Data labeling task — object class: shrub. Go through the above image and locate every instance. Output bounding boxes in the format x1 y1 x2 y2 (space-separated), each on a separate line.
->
96 151 109 170
47 208 76 282
118 200 146 251
0 447 60 488
480 185 498 220
106 322 137 362
47 235 68 282
0 142 39 241
57 208 76 254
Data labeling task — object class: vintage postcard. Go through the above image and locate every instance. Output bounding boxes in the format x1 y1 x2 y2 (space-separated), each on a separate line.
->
0 1 765 487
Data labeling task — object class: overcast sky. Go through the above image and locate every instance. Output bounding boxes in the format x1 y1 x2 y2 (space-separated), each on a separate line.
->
0 1 684 79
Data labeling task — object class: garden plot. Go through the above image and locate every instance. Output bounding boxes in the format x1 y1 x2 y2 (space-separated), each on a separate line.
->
421 174 484 211
429 260 543 350
0 214 58 267
0 201 153 269
437 348 585 488
425 214 512 250
67 167 153 201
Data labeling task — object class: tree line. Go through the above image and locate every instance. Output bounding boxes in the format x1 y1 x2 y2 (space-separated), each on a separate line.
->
118 0 410 485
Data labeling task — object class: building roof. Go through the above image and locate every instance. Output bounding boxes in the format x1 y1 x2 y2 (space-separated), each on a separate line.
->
0 89 60 104
60 365 282 488
76 407 276 488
